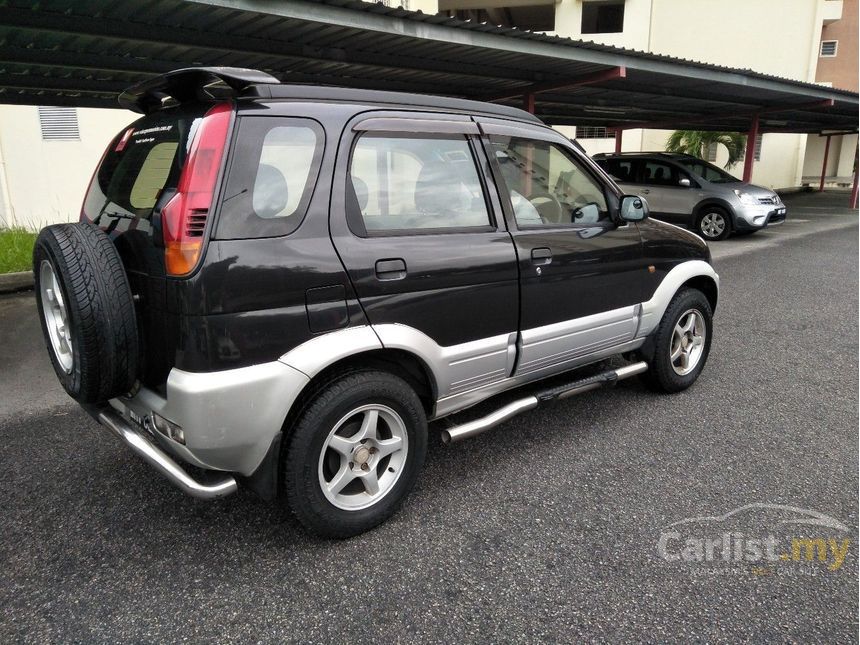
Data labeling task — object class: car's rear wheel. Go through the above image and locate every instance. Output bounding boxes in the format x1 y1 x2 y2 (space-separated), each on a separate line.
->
640 288 713 393
695 207 731 241
33 223 139 403
282 371 427 538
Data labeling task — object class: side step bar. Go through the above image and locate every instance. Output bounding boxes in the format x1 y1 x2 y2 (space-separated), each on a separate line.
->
95 407 238 500
441 361 648 444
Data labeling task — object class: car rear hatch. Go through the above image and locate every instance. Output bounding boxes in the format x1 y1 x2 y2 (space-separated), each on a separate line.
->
81 101 232 390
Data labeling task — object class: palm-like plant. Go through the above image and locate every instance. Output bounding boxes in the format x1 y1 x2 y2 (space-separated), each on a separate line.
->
665 131 746 169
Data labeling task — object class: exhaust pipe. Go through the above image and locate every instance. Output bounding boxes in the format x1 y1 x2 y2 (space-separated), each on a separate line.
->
441 361 648 444
96 408 238 500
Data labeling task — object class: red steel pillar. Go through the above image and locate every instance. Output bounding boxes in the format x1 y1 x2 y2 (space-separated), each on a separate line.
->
819 134 832 192
742 115 760 183
523 93 535 114
614 128 623 153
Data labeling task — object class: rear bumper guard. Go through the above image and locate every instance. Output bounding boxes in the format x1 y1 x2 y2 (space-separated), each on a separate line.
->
90 406 238 500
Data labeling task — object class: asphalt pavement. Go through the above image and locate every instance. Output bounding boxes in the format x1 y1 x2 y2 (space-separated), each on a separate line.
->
1 193 857 642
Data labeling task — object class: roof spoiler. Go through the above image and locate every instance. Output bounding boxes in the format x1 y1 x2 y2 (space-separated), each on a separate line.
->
118 67 279 114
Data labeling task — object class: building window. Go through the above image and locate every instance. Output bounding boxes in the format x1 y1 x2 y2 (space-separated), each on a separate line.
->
820 40 838 57
754 134 763 161
581 1 625 34
38 106 80 141
576 126 610 139
706 142 718 162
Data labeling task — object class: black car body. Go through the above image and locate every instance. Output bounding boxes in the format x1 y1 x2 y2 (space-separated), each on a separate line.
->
35 68 719 536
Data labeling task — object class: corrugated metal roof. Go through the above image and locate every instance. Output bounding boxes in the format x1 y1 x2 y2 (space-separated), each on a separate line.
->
0 0 856 133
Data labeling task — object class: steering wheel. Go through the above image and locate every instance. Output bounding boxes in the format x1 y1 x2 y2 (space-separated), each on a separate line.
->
527 192 564 224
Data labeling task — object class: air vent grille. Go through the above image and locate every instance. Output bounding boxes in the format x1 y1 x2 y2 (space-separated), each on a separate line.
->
38 106 80 141
186 210 208 237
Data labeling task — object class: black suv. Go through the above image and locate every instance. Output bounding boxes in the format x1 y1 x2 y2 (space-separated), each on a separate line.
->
34 68 719 537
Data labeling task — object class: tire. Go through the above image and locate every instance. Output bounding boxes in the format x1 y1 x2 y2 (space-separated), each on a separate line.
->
640 288 713 393
33 223 139 403
694 206 731 241
282 370 428 538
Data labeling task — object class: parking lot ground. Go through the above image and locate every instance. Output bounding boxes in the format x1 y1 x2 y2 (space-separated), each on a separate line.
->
0 209 857 642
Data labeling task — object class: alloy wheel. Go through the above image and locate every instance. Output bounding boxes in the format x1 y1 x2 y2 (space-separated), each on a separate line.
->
700 212 726 239
670 309 706 376
39 260 73 373
318 404 409 511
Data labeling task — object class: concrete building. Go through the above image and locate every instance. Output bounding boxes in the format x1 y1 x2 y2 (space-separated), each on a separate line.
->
0 105 134 229
802 0 858 186
442 0 857 189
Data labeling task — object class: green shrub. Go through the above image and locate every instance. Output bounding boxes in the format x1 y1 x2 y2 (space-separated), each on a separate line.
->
0 227 39 274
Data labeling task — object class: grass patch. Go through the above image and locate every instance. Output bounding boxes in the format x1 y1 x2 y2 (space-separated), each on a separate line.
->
0 227 38 274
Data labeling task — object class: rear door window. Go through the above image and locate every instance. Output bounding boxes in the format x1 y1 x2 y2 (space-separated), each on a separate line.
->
604 159 636 183
642 160 678 186
348 134 492 234
217 117 324 239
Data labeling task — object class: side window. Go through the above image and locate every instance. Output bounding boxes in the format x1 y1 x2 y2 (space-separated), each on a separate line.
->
253 126 318 219
490 136 609 227
348 134 491 233
217 117 324 239
605 159 635 183
642 161 677 187
689 162 721 182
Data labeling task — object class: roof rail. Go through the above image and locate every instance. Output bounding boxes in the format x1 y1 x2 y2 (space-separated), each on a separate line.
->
593 151 697 158
118 67 279 113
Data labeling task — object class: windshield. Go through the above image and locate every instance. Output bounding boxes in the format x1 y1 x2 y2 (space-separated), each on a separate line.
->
675 158 741 184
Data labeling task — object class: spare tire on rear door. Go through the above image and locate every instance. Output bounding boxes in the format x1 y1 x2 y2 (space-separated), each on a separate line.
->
33 222 139 404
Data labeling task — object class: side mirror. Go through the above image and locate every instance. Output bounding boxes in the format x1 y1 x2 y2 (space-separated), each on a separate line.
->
619 195 649 222
679 177 692 188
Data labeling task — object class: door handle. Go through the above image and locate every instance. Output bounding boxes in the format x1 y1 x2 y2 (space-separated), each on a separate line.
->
530 247 552 266
640 189 651 194
375 258 407 280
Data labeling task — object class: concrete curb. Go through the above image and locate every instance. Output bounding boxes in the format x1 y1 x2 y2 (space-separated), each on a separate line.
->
0 271 34 294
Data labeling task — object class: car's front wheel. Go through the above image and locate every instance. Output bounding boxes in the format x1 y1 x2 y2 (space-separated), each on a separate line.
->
282 370 427 538
640 288 713 393
695 207 731 241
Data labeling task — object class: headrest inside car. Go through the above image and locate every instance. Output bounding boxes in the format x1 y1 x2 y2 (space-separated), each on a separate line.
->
415 161 467 214
253 164 288 218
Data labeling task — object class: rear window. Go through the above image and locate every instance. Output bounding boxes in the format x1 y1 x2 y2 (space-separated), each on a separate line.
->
216 117 324 239
83 106 206 234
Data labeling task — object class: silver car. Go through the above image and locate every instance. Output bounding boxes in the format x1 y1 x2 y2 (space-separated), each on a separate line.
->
593 152 787 241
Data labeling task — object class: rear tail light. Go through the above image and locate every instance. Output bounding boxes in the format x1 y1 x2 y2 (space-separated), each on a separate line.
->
162 102 232 276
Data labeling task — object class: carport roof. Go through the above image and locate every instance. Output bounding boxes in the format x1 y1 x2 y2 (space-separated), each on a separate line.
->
0 0 857 133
